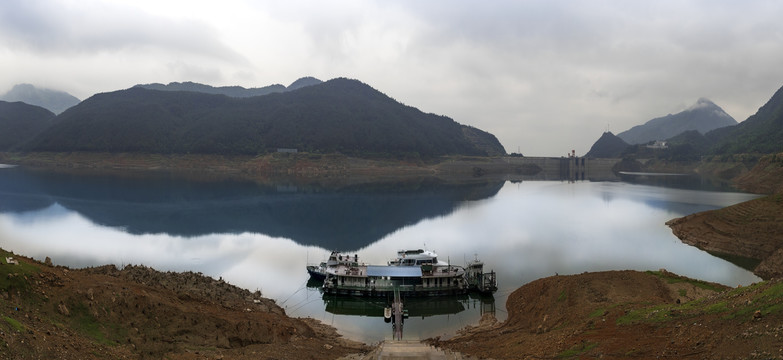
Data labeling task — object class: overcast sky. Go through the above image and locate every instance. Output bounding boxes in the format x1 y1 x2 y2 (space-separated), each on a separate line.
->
2 0 783 155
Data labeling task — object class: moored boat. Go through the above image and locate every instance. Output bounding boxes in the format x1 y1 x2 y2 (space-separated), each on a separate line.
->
319 248 497 297
306 251 360 280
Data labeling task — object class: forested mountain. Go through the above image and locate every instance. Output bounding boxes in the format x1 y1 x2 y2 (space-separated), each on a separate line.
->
0 101 56 151
584 132 629 158
706 85 783 155
24 78 505 157
135 77 323 98
618 98 736 145
0 84 80 114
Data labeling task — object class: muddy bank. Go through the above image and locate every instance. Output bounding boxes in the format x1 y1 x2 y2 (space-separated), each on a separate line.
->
432 270 783 359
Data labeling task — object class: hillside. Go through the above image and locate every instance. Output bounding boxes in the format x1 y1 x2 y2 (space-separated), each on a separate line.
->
618 98 736 145
0 84 80 115
667 152 783 280
25 78 505 157
0 248 367 359
433 270 783 359
135 77 322 97
584 131 629 158
708 84 783 155
0 101 56 151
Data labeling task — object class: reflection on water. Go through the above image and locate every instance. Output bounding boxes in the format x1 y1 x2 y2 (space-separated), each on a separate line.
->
0 165 763 342
0 167 503 249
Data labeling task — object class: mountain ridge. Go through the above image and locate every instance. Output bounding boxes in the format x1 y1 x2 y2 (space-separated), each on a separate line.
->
617 98 737 145
134 76 323 98
24 78 506 157
0 101 56 151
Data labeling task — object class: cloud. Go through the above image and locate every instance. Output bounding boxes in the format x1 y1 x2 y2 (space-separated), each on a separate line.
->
0 0 244 63
2 0 783 154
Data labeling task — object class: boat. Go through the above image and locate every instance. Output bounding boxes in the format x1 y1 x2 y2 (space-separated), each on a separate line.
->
465 255 498 294
306 251 359 280
320 248 497 297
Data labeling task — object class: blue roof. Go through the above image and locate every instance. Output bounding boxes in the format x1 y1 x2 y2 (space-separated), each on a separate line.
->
366 265 422 278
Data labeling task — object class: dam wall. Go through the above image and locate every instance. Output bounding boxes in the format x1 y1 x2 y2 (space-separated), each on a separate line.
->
502 156 621 182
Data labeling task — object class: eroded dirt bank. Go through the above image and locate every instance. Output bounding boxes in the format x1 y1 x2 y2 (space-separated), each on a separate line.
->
432 270 783 359
0 249 369 359
0 151 541 185
667 153 783 280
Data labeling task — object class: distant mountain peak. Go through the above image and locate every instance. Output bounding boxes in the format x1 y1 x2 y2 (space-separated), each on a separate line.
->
287 77 323 90
585 131 630 158
0 84 80 115
617 98 737 145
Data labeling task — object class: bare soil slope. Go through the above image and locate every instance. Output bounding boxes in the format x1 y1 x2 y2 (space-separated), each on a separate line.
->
0 249 368 359
432 270 783 359
668 153 783 280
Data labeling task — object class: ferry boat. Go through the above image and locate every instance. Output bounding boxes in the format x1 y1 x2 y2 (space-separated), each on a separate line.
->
319 249 497 297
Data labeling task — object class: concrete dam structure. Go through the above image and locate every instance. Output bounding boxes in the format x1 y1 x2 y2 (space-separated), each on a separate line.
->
504 156 621 182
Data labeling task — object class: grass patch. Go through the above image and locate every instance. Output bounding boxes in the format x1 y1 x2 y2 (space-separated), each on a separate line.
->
588 308 605 318
3 316 25 333
558 342 598 358
705 301 729 314
678 289 687 297
616 305 670 325
0 250 41 293
728 281 783 320
557 290 567 302
68 302 119 346
645 270 726 292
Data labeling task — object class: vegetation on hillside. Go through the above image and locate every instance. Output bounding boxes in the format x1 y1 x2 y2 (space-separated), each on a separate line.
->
587 84 783 163
24 78 505 158
0 101 56 151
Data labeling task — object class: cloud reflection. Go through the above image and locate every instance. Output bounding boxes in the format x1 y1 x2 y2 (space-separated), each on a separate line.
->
0 180 762 342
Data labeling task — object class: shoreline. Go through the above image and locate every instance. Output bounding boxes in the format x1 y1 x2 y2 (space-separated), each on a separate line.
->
4 245 781 359
0 151 544 186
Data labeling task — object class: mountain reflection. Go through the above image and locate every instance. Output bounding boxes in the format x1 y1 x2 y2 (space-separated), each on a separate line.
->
0 167 504 249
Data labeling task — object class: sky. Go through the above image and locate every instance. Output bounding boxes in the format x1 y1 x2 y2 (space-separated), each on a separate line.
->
2 0 783 156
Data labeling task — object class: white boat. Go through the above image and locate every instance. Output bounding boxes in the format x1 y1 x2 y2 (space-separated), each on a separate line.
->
321 249 496 297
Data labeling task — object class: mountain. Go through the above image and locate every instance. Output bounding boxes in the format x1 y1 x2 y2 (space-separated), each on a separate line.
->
585 131 630 158
25 78 505 157
707 85 783 155
0 101 56 151
287 77 323 91
0 84 80 115
135 76 323 98
618 98 737 145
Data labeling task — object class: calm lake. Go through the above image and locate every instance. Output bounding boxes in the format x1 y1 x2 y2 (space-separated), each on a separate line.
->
0 165 761 342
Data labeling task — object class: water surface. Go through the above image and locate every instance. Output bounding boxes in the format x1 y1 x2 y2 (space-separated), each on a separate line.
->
0 166 761 342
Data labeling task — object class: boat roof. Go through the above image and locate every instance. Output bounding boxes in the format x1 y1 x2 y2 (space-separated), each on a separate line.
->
366 265 422 278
